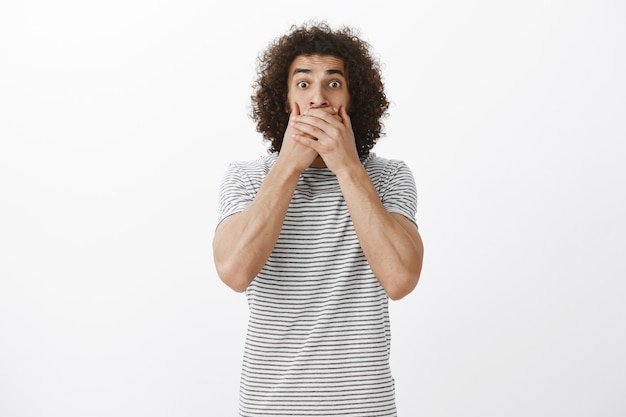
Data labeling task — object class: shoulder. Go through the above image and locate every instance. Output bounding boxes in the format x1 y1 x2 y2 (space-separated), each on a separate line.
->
223 153 278 178
365 154 418 218
363 153 413 179
217 154 277 216
364 153 417 199
229 153 277 171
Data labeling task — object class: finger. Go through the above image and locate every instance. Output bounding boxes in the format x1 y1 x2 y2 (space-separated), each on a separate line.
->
303 107 340 123
295 112 342 137
292 131 321 151
288 102 301 122
291 118 328 140
338 105 352 127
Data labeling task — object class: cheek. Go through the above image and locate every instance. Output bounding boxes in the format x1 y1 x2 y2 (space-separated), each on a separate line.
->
285 91 294 109
343 91 351 108
285 95 296 113
331 90 350 107
286 95 306 114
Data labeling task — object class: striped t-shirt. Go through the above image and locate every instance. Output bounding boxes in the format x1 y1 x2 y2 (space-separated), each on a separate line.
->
217 152 418 416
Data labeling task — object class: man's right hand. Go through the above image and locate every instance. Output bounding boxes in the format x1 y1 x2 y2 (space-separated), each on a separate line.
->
277 102 319 173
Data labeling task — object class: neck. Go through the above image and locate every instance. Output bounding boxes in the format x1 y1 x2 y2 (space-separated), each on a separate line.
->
310 155 326 168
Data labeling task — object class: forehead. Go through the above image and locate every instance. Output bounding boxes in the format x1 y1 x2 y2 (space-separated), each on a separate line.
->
288 54 346 75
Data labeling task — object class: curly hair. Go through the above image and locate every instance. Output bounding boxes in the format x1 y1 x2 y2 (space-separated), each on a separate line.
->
250 22 390 158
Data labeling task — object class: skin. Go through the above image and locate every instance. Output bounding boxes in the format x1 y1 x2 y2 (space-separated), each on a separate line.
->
213 54 424 300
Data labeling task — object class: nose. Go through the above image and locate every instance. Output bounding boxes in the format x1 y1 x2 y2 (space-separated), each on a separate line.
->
309 84 329 108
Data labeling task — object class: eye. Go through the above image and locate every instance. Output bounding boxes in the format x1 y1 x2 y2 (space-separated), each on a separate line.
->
329 80 342 88
297 81 309 88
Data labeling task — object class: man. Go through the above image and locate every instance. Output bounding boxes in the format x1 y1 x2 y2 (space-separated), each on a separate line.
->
213 22 424 416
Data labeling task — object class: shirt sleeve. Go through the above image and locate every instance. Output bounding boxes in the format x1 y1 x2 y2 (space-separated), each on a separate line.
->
216 162 256 225
379 160 419 228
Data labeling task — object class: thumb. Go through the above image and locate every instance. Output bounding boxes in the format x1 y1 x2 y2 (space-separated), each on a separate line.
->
293 102 301 116
338 105 351 125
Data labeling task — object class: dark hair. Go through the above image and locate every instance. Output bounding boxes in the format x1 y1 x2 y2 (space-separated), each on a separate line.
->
251 22 390 158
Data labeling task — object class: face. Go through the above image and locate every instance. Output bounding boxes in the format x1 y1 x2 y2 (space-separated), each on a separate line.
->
286 54 350 114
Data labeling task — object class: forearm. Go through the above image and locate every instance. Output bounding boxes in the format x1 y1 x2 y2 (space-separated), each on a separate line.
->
337 164 423 300
213 161 301 292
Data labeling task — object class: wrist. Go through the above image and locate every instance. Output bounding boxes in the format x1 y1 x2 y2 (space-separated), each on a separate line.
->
334 158 367 183
272 155 306 182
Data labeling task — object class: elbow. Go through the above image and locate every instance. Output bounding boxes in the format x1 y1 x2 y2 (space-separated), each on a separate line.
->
387 242 424 301
386 274 420 300
222 277 249 293
387 289 409 301
212 236 256 292
384 262 422 301
213 256 255 293
390 248 424 300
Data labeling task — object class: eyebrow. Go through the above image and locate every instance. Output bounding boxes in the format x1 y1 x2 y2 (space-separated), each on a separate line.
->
292 68 346 77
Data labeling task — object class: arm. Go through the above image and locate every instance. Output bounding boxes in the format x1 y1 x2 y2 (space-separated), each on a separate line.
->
213 105 318 292
335 166 424 300
291 106 424 299
212 161 300 292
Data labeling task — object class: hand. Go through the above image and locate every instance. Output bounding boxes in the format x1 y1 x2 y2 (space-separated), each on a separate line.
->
277 102 320 173
290 106 360 175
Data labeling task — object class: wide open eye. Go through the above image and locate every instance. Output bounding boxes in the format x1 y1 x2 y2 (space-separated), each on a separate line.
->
329 80 342 88
297 81 309 88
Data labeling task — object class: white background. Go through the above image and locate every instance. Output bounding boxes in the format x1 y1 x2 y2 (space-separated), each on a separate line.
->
1 0 625 416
